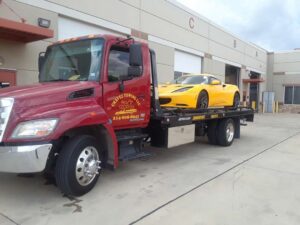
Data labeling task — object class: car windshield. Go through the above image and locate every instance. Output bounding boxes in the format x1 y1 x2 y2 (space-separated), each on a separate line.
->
40 38 104 82
171 76 208 84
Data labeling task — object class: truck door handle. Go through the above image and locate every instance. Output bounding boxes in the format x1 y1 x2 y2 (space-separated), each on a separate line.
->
137 94 145 99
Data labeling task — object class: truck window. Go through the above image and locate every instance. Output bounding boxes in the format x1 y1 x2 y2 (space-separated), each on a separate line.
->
108 48 129 82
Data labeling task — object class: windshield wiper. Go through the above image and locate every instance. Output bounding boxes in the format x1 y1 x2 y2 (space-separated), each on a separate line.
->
42 79 69 82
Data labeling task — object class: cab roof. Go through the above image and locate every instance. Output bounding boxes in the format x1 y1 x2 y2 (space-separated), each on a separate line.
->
52 34 145 46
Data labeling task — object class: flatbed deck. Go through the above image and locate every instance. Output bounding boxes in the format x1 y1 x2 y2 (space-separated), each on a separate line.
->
152 106 254 127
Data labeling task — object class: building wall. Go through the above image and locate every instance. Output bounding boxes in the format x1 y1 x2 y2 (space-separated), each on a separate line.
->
0 0 58 84
0 0 268 105
268 51 300 103
148 41 174 83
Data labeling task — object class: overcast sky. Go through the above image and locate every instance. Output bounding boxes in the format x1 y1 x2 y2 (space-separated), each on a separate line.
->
176 0 300 51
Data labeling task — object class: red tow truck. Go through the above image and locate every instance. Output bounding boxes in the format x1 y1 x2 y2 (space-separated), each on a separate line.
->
0 35 254 196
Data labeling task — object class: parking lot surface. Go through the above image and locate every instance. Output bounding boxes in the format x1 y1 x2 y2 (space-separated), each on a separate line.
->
1 114 300 225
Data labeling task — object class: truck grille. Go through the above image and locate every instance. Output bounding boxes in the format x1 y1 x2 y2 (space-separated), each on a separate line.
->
0 98 14 142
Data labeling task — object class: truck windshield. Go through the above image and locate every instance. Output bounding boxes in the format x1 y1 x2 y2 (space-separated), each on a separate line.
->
40 39 104 82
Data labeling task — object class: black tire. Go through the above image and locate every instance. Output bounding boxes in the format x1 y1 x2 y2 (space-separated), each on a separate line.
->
207 121 219 145
217 119 235 147
197 91 209 109
232 92 240 109
55 135 102 196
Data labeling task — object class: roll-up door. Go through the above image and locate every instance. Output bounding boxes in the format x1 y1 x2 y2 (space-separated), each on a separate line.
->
174 50 202 77
58 17 120 40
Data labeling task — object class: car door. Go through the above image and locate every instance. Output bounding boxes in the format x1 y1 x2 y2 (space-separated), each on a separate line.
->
102 42 151 130
222 83 236 106
208 77 226 106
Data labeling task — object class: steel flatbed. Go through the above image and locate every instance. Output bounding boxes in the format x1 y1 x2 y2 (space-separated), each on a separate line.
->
148 106 254 148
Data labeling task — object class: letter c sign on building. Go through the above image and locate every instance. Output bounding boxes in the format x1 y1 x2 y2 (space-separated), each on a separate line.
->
189 17 195 29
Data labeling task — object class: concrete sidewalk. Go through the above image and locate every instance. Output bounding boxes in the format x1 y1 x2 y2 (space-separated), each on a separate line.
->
137 123 300 225
0 114 300 225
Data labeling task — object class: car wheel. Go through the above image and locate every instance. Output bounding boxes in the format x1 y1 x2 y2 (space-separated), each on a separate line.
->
197 91 209 109
232 92 240 109
217 119 235 146
55 135 102 196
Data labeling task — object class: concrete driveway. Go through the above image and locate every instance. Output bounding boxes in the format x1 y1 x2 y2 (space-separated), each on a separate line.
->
1 114 300 225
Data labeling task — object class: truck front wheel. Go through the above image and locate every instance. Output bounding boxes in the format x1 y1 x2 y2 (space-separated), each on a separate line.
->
55 135 102 196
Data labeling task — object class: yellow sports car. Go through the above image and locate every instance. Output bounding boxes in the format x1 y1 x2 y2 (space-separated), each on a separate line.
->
158 74 240 109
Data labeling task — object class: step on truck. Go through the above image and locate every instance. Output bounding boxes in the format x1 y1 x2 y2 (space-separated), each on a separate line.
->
0 35 254 196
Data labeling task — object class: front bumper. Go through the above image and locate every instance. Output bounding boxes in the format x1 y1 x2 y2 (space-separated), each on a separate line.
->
0 144 52 173
159 93 197 108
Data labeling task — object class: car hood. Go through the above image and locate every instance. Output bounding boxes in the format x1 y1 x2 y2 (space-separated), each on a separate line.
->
158 84 197 94
0 81 98 109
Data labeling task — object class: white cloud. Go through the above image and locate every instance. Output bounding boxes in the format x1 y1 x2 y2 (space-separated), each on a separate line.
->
176 0 300 51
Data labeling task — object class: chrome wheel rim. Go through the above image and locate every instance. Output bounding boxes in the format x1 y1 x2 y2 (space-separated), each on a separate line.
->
226 122 235 142
76 146 101 186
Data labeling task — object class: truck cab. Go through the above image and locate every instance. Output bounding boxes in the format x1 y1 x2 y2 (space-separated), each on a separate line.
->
39 35 152 130
0 35 154 195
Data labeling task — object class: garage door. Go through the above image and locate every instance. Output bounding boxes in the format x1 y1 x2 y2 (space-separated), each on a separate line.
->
174 50 202 78
58 17 120 40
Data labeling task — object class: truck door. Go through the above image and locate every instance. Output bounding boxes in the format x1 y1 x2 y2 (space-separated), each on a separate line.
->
102 42 151 130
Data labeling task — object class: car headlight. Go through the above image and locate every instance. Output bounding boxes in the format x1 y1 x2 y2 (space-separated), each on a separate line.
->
11 119 58 139
172 87 193 93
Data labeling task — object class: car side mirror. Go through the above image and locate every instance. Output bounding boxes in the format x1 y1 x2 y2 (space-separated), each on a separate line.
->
38 52 46 73
129 43 143 77
211 80 221 85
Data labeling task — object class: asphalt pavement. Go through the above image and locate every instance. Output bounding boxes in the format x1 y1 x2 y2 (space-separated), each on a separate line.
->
0 113 300 225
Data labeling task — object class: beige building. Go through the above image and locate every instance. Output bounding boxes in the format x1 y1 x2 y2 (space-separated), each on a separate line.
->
0 0 298 111
267 51 300 111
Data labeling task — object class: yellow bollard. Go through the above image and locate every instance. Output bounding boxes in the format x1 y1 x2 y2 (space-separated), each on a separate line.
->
275 101 279 113
251 101 256 110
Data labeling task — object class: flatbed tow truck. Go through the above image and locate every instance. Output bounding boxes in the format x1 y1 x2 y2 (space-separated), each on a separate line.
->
0 35 254 196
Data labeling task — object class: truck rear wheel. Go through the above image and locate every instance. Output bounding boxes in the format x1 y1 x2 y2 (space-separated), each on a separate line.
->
217 118 235 146
55 135 102 196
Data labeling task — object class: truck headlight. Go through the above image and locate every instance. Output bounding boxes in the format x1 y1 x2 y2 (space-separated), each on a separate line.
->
11 119 58 139
0 98 14 142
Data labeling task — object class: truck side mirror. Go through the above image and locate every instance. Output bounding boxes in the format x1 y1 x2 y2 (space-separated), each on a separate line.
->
129 44 143 77
38 52 46 73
